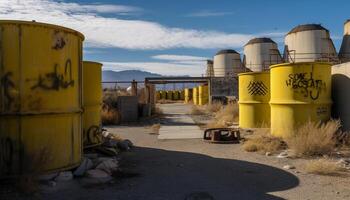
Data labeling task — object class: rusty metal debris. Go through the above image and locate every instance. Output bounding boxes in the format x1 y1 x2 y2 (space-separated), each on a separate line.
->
203 128 240 144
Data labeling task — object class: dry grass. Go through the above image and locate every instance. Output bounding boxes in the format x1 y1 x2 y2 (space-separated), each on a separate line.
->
286 120 340 157
304 159 346 176
205 101 223 114
190 105 205 115
153 106 163 116
242 129 286 153
101 108 120 125
206 102 239 128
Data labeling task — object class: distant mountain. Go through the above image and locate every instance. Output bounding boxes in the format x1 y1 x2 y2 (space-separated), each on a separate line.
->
102 70 162 82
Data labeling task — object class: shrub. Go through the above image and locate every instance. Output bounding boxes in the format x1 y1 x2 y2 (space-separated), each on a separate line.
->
286 120 340 157
242 129 285 153
305 159 345 176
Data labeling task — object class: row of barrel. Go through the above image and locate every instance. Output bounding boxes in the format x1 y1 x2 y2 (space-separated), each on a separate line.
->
238 62 331 138
0 21 102 176
157 90 185 101
184 85 209 105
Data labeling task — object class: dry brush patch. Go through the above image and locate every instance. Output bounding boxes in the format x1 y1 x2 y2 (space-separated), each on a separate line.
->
206 103 239 128
205 101 223 114
190 105 205 115
242 129 286 153
286 120 340 157
304 159 346 176
149 123 161 135
101 108 120 125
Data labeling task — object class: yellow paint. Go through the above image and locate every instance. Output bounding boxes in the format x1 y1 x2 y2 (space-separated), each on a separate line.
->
0 20 84 175
238 72 270 128
270 62 332 137
193 87 199 105
184 88 192 103
166 91 173 100
198 85 209 105
83 61 102 148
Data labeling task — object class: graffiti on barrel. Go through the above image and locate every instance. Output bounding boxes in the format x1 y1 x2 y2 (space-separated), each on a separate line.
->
0 72 16 110
0 137 14 174
29 59 75 91
285 72 326 100
247 81 268 96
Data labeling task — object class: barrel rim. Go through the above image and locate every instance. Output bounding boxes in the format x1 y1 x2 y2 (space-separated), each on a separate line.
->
0 20 85 40
269 62 331 69
238 71 270 76
83 60 103 66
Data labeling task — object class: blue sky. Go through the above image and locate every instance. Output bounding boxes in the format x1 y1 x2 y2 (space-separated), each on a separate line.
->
1 0 349 76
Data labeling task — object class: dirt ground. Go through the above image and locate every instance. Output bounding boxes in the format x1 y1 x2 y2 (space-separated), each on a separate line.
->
39 103 350 200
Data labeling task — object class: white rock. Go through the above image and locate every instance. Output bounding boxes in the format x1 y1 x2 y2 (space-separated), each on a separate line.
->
55 171 73 181
86 169 111 178
277 151 289 158
283 165 295 170
73 158 94 176
265 152 272 156
96 159 119 175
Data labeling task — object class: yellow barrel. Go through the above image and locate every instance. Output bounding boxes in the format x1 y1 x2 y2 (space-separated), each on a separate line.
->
184 88 192 103
156 91 161 100
166 91 173 100
83 61 102 148
270 62 332 137
198 85 209 105
193 87 199 105
238 72 270 128
160 91 166 99
0 20 84 175
173 91 179 100
180 90 185 100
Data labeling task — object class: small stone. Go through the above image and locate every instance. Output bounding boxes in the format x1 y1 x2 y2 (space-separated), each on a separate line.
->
86 169 111 178
265 152 271 156
277 151 289 158
55 171 73 182
73 157 94 176
117 140 132 151
96 159 119 175
283 165 295 170
336 191 340 194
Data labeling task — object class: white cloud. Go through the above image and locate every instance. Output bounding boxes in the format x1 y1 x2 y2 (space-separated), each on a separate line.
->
152 54 209 61
0 0 285 50
102 61 207 77
187 10 234 17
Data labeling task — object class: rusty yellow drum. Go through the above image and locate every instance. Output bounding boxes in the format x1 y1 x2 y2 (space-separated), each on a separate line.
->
0 20 84 175
83 61 102 148
198 85 209 105
270 62 332 137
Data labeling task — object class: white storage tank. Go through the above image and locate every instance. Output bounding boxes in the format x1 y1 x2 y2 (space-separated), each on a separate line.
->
284 24 338 63
339 20 350 62
206 60 214 77
243 37 282 72
213 49 244 77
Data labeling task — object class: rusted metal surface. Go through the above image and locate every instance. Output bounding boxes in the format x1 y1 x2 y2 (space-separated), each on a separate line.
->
203 128 240 144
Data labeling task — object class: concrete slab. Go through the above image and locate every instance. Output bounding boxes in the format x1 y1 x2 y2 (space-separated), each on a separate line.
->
157 103 203 140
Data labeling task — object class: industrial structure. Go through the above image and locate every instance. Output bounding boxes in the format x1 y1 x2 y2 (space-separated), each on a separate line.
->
213 49 246 77
284 24 338 63
243 37 283 71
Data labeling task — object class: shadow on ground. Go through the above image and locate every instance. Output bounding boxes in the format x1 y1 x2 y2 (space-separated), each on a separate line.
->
41 146 299 200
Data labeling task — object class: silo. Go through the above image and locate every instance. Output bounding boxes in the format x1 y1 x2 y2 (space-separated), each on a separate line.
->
206 60 214 77
284 24 338 63
339 20 350 62
213 49 244 77
243 38 282 71
0 20 84 175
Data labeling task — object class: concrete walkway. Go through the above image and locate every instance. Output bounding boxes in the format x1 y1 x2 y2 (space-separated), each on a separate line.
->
158 103 203 139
